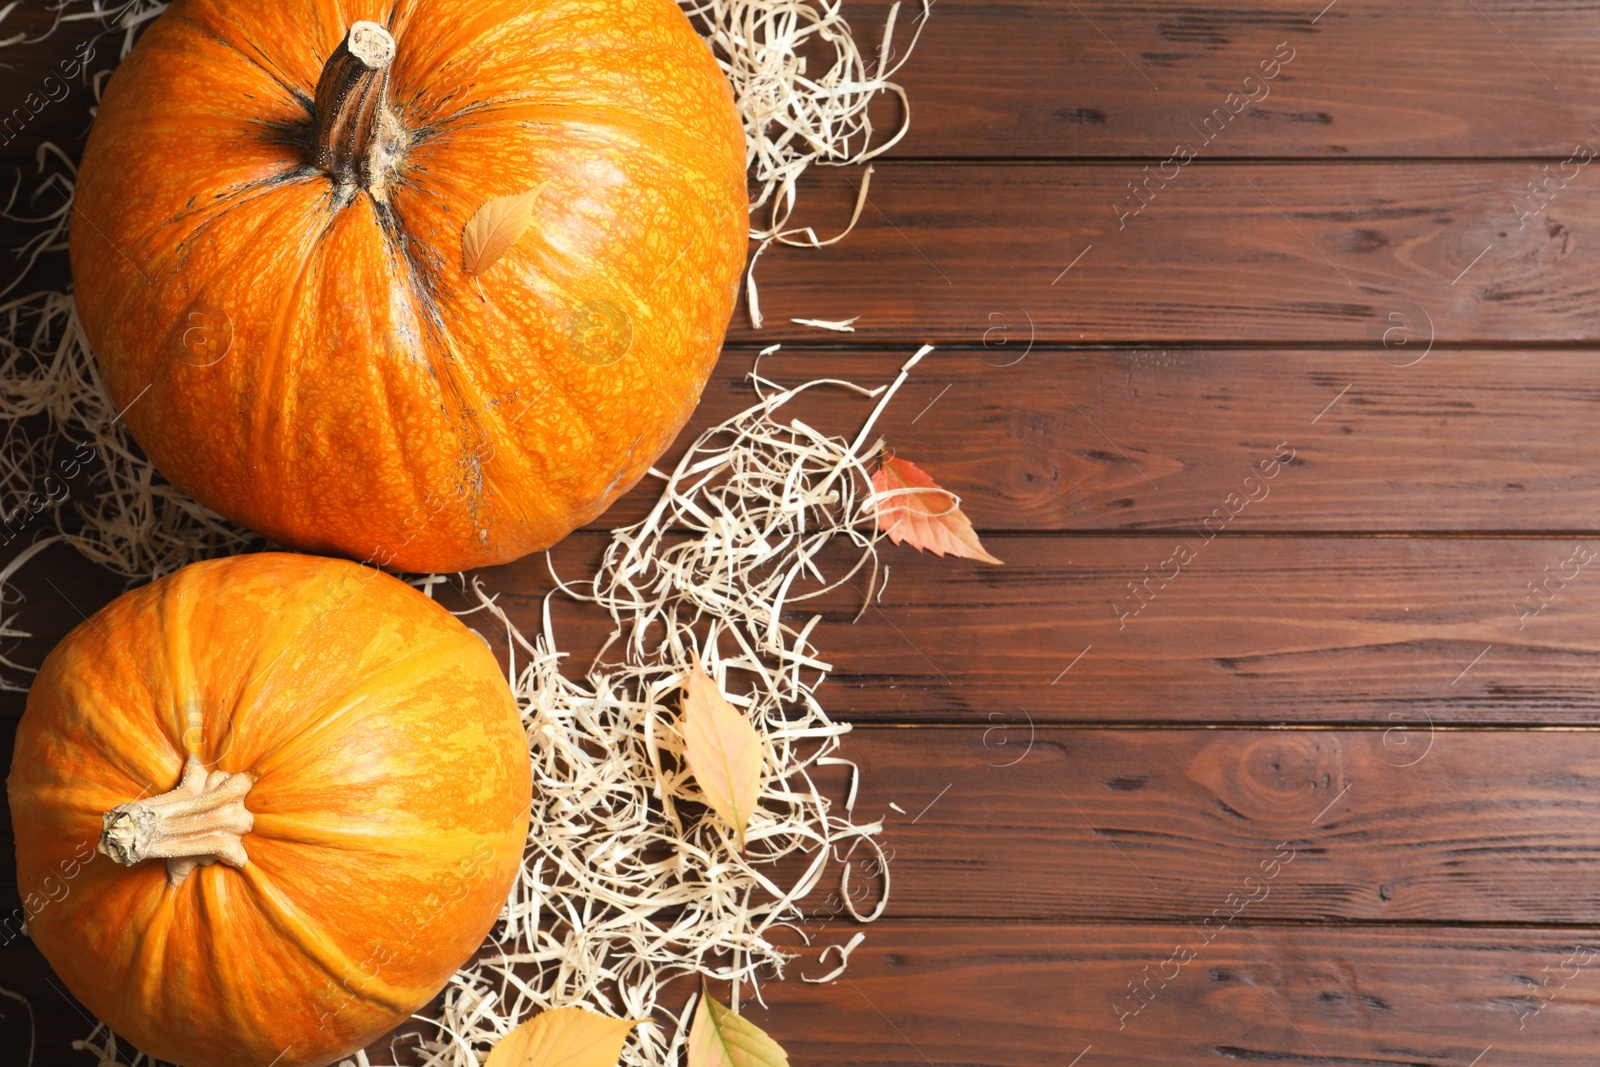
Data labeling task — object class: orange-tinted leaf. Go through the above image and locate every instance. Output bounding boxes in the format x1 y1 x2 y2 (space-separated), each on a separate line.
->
681 661 764 848
871 455 1002 564
688 987 789 1067
484 1006 639 1067
463 185 547 275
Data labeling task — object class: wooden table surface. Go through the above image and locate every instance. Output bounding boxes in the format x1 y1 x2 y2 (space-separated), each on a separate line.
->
7 2 1600 1064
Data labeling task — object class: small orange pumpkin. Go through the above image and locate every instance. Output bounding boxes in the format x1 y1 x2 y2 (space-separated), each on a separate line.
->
7 553 532 1067
70 0 749 572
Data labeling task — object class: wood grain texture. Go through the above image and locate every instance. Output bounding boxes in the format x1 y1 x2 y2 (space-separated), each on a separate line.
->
500 534 1600 725
751 922 1600 1067
668 347 1600 534
867 0 1600 160
830 726 1600 923
726 162 1600 346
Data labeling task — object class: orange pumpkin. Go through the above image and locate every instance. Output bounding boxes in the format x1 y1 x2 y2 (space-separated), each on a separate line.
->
69 0 749 573
7 553 532 1067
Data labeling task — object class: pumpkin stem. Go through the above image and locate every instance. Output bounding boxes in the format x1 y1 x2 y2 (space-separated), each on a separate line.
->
314 20 400 189
98 755 254 889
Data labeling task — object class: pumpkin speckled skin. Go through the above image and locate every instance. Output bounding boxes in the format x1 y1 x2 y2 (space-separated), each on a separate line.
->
7 553 532 1067
70 0 749 573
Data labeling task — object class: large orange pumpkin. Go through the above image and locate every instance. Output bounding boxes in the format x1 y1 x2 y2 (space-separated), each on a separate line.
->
69 0 749 573
7 552 532 1067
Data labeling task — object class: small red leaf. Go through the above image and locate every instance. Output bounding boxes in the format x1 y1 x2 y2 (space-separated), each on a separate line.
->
870 455 1002 565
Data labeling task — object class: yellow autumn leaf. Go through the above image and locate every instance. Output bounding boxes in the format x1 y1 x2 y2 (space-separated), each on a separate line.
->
688 988 789 1067
681 659 764 849
462 184 547 275
483 1006 639 1067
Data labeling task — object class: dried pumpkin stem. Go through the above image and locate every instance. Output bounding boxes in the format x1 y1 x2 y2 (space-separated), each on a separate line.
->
314 20 400 189
98 754 254 888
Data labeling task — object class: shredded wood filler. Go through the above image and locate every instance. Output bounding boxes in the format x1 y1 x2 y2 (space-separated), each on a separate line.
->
374 349 929 1065
680 0 931 326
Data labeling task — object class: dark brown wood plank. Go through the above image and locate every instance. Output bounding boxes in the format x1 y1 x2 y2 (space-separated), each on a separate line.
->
631 346 1600 534
11 534 1600 726
841 725 1600 923
725 161 1600 346
871 0 1600 160
754 922 1600 1066
504 533 1600 724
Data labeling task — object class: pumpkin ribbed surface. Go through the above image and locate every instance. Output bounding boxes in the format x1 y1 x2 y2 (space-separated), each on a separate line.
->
69 0 749 572
7 553 532 1067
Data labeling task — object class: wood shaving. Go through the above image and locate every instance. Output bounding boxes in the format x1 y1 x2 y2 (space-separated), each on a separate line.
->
790 316 859 332
680 1 931 325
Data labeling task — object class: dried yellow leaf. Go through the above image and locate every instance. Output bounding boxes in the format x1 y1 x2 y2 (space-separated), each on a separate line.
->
688 988 789 1067
462 185 547 275
681 660 764 849
484 1006 639 1067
